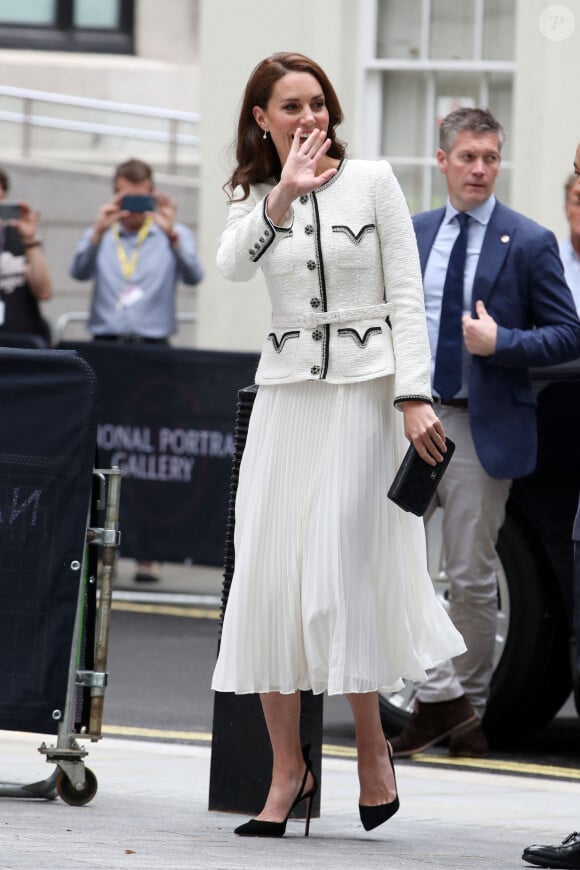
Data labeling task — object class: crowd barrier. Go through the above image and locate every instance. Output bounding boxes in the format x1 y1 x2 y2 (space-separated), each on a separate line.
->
58 340 259 566
0 347 120 804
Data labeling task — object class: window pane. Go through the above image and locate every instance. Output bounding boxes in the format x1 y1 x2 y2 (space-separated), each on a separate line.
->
483 0 515 60
430 0 474 60
392 165 424 216
0 0 55 24
487 74 513 161
376 0 423 59
492 167 510 205
381 72 427 157
73 0 119 28
434 72 480 134
431 167 449 210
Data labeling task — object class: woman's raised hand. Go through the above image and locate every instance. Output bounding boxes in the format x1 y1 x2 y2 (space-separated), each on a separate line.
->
281 127 337 195
265 127 337 225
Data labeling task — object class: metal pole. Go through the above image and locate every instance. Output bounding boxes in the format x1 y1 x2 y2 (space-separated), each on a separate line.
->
88 467 122 738
22 97 32 158
168 117 178 175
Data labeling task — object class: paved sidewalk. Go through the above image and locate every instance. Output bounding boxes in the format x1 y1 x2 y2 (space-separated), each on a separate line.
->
0 731 576 869
113 558 222 601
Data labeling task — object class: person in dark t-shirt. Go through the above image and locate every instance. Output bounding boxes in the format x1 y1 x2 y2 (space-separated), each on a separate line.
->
0 168 53 344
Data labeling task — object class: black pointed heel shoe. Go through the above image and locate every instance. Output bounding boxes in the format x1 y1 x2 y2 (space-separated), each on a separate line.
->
234 745 318 838
359 742 400 832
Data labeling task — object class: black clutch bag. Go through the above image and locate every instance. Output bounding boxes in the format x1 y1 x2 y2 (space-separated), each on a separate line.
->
387 437 456 517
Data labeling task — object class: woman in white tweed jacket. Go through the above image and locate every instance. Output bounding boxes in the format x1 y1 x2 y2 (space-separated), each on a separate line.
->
211 52 465 839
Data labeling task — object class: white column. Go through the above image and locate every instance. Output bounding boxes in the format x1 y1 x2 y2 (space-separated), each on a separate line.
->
512 0 580 238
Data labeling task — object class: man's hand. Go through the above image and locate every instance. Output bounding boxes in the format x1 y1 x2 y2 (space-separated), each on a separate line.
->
91 197 122 245
462 300 497 356
13 202 40 245
153 191 178 241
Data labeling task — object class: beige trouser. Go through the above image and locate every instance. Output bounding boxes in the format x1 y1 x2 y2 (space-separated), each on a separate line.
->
417 406 512 718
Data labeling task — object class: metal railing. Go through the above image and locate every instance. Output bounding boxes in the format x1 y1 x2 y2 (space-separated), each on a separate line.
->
0 86 200 176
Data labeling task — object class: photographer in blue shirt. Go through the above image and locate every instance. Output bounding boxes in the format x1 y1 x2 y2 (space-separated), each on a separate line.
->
70 157 203 583
70 157 203 342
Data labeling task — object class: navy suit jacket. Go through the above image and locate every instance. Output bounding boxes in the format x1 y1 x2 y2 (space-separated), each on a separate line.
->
413 201 580 479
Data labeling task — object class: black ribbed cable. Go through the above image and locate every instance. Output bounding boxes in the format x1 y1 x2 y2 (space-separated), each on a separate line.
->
217 384 258 645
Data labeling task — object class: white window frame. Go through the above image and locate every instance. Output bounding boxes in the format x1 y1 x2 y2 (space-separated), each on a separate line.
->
357 0 515 210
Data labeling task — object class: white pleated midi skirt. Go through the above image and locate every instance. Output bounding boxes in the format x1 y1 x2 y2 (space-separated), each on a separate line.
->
211 376 465 696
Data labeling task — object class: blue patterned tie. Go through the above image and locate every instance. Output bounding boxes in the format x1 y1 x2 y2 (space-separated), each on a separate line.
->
433 212 469 401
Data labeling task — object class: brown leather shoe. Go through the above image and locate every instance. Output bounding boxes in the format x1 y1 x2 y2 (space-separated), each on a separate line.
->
390 696 478 758
448 721 488 757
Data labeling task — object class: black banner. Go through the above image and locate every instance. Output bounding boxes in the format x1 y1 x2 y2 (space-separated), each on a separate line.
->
0 348 97 733
60 342 259 566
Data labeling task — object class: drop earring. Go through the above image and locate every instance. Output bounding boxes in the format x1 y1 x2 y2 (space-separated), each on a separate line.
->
262 129 268 140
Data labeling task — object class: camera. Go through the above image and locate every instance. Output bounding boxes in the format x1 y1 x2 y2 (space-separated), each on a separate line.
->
0 203 22 221
119 194 156 213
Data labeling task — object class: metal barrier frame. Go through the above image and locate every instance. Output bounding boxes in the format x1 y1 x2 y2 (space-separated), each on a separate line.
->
0 466 122 806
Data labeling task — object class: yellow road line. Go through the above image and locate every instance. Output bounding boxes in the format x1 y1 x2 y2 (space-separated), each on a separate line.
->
323 742 357 758
101 728 580 780
105 605 579 781
409 753 580 780
111 601 221 619
103 724 212 742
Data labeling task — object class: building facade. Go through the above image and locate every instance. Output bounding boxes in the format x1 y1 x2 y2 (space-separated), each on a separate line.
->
197 0 580 350
0 0 578 348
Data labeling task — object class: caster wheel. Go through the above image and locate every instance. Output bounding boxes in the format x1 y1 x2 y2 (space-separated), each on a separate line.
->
56 768 98 806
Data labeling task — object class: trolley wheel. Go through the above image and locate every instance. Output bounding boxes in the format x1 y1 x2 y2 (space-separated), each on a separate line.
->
55 768 98 806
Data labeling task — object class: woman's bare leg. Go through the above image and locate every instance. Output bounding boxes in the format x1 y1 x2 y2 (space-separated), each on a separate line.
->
346 691 397 805
255 691 316 822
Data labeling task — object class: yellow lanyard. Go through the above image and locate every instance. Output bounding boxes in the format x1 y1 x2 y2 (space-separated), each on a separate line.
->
111 217 152 282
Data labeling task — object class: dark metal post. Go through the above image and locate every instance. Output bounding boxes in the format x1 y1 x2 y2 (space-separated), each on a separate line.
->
209 385 323 816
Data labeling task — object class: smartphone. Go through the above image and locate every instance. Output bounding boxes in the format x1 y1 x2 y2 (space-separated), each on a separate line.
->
119 194 156 213
0 203 22 221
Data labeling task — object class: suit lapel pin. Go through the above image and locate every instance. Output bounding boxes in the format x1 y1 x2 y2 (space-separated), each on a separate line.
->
500 234 510 243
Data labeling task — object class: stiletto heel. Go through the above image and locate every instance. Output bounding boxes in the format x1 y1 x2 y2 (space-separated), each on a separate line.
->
359 742 399 831
235 744 318 838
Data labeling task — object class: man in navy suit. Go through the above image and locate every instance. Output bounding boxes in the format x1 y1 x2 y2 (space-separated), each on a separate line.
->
392 109 580 759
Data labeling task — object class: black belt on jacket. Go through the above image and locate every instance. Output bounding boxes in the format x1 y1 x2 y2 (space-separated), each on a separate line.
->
432 396 469 408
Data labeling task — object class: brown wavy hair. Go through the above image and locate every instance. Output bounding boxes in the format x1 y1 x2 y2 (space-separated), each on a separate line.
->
225 52 346 201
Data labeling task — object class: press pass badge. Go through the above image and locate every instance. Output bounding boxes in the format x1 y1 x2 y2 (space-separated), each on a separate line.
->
117 285 144 309
0 300 5 325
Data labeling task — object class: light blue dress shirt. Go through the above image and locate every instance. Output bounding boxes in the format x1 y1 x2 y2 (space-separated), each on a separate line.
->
424 195 496 398
70 220 203 338
558 237 580 314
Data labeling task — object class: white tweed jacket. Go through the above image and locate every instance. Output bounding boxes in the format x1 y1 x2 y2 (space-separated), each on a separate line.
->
217 159 432 404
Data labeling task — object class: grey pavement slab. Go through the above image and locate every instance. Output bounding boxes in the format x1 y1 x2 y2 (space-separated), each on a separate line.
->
0 731 576 869
113 558 222 600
